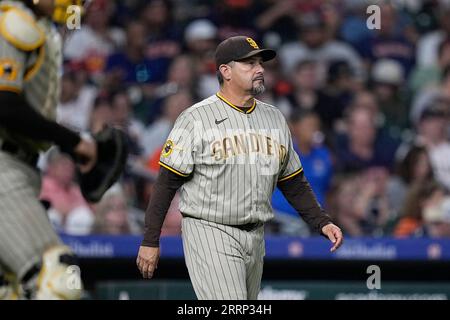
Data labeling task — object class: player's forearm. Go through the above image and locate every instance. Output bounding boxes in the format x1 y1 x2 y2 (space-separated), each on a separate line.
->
0 92 80 149
142 167 186 247
277 171 333 234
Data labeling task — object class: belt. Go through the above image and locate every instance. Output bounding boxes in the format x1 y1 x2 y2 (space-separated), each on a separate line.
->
234 222 263 232
0 140 39 167
182 213 262 232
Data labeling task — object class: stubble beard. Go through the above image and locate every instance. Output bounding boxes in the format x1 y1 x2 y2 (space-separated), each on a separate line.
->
251 82 266 96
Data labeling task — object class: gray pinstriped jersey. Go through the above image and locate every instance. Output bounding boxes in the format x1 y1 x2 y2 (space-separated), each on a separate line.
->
159 94 303 225
24 18 62 120
0 1 61 150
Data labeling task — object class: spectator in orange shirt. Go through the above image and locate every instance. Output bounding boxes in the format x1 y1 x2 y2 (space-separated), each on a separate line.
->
394 180 446 237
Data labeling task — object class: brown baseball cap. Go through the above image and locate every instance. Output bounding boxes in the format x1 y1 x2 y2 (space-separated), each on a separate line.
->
215 36 276 70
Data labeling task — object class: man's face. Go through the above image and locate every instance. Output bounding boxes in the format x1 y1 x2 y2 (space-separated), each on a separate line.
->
228 56 265 95
49 155 75 185
348 108 376 146
302 28 325 48
419 116 448 141
292 115 320 145
292 62 317 90
127 22 146 50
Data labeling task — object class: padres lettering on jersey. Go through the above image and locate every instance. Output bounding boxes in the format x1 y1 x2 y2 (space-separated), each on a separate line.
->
210 132 287 163
159 94 303 225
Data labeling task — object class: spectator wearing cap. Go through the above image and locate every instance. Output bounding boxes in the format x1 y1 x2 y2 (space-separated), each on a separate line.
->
279 10 364 79
183 19 220 99
370 59 409 140
184 19 218 55
372 59 405 87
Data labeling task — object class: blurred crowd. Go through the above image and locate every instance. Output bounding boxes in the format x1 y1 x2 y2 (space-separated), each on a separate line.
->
41 0 450 238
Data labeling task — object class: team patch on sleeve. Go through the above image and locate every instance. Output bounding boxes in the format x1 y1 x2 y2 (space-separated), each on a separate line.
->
161 139 184 158
161 140 174 157
0 58 18 81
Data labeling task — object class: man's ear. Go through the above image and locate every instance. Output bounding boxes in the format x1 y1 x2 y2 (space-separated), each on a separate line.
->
219 64 232 81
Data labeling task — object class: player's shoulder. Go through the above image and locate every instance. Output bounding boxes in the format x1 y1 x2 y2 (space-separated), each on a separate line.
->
256 99 286 118
180 94 220 116
0 1 45 51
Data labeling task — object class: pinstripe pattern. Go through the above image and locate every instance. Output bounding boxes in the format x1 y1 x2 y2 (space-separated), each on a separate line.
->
0 32 27 92
0 2 63 280
0 2 61 120
182 217 264 300
161 94 301 299
0 152 60 279
23 18 61 120
0 3 61 153
161 94 302 225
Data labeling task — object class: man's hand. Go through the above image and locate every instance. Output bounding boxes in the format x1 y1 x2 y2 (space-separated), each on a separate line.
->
136 246 160 279
321 223 344 252
73 137 97 173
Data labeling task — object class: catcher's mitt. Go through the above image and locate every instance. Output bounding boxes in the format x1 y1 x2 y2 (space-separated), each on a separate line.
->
78 126 128 202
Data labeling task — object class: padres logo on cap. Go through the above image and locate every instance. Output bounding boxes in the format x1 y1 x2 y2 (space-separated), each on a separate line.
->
246 37 259 49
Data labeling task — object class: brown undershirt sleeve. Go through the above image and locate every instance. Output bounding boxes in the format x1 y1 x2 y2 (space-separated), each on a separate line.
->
142 164 332 245
141 167 187 247
277 170 333 236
